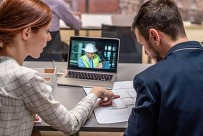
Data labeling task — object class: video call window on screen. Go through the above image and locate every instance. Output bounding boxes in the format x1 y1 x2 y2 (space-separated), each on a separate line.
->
69 40 118 70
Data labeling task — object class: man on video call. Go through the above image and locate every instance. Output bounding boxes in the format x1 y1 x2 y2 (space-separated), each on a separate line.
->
78 43 102 68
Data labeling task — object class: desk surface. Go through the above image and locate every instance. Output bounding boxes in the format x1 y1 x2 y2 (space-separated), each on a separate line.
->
23 61 152 132
60 14 135 30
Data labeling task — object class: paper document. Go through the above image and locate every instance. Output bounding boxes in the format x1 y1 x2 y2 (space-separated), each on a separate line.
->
83 81 136 124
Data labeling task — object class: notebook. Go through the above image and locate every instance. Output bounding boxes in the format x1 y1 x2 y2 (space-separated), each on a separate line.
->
57 36 120 89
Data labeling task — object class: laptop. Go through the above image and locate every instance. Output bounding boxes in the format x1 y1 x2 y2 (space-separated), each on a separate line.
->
57 36 120 89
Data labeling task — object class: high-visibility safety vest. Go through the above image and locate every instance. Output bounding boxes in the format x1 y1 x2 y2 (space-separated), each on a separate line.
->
81 54 100 68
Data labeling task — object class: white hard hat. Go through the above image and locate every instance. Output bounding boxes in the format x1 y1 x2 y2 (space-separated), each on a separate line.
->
84 43 97 53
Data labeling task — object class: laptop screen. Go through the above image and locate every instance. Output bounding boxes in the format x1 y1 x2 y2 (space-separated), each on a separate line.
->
68 36 120 72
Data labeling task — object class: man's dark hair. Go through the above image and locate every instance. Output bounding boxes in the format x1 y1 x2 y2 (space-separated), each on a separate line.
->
132 0 186 41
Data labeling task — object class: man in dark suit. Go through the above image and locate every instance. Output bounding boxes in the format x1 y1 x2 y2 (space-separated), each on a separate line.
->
124 0 203 136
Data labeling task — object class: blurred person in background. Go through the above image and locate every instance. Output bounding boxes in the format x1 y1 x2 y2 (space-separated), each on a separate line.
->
26 0 82 61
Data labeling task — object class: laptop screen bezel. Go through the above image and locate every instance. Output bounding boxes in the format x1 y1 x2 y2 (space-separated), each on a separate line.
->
67 36 120 73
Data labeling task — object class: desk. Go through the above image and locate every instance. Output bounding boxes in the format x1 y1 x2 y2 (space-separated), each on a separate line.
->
60 14 134 36
23 61 152 135
60 14 112 36
112 14 134 26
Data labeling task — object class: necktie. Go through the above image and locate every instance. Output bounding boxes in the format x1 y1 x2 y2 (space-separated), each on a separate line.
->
89 59 93 68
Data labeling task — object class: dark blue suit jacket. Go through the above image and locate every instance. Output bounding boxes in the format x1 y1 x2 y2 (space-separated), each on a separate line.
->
124 41 203 136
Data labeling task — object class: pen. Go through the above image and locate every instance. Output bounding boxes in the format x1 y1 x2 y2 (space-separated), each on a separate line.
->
52 60 56 68
52 60 65 76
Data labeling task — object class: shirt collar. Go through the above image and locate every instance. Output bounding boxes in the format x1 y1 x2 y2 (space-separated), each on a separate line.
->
165 41 203 59
85 55 92 61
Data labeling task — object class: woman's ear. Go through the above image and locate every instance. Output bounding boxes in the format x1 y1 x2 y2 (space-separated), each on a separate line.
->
22 27 31 40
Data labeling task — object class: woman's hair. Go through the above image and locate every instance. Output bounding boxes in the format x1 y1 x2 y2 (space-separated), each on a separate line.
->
0 0 52 45
132 0 186 41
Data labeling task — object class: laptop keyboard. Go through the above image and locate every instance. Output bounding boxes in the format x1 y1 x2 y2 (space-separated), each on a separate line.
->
66 71 113 81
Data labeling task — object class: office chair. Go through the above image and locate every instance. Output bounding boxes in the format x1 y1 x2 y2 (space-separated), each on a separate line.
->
101 24 142 63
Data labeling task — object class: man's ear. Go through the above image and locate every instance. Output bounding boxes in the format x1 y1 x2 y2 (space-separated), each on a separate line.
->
149 29 160 44
22 27 31 40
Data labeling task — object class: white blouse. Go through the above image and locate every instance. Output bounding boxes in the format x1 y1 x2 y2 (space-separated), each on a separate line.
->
0 57 97 136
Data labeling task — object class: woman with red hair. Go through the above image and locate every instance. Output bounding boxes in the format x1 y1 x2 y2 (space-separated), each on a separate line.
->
0 0 119 135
